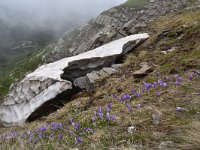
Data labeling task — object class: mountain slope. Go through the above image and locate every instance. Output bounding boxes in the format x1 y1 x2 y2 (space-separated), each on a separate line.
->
1 0 199 103
0 6 200 150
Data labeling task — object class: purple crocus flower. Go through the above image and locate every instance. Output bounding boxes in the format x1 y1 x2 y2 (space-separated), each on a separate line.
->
137 104 141 109
22 132 27 138
142 81 147 86
121 94 132 101
110 115 116 121
135 92 141 98
156 91 161 97
175 81 181 86
161 82 167 87
77 136 83 143
188 74 193 80
99 112 103 119
38 126 46 132
174 74 179 78
59 134 63 140
177 77 183 82
98 106 103 119
153 82 157 86
69 131 73 136
145 83 152 91
38 133 44 138
92 116 95 123
27 131 31 136
10 132 18 137
70 119 74 124
84 128 93 132
142 87 145 92
126 103 132 112
98 106 102 113
131 88 136 93
106 112 110 121
158 79 163 84
106 103 112 112
51 122 62 129
157 71 161 76
74 122 80 130
28 136 33 143
164 76 170 80
74 139 78 145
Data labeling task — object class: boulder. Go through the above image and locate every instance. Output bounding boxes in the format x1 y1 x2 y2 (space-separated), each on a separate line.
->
0 33 149 127
159 141 175 150
133 62 153 78
123 19 136 31
74 65 119 91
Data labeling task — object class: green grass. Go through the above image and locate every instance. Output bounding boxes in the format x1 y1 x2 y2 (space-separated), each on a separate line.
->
0 47 50 103
123 0 148 7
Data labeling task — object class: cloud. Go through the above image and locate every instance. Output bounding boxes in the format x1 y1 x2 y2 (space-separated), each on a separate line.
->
0 0 126 33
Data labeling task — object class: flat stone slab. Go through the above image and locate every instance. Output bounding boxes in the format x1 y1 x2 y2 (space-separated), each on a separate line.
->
133 62 153 78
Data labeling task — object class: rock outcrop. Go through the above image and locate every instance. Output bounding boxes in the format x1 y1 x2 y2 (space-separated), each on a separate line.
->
74 64 122 92
43 0 200 63
0 33 149 127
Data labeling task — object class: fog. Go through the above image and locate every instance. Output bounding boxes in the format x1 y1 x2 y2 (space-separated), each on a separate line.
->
0 0 127 70
0 0 126 32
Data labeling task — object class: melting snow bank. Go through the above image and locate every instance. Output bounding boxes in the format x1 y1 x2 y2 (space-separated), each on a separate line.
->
0 33 149 127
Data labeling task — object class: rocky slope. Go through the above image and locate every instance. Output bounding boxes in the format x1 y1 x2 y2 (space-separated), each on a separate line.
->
43 0 200 63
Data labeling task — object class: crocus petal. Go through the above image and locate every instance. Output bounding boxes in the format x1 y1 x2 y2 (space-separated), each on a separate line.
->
126 103 132 112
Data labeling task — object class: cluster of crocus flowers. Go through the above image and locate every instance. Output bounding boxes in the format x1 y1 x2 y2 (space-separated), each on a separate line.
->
0 71 199 147
92 103 116 123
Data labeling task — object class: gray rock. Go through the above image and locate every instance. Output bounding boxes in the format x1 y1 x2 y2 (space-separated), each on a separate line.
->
159 141 175 150
150 0 156 2
161 47 177 54
74 67 117 91
111 64 123 69
123 19 136 32
134 22 147 29
133 62 153 78
74 76 92 91
129 27 136 34
122 39 146 54
103 67 117 75
152 113 160 125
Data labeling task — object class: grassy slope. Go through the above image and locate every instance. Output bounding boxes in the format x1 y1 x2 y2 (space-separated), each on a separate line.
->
123 0 148 7
0 9 200 150
0 47 50 103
